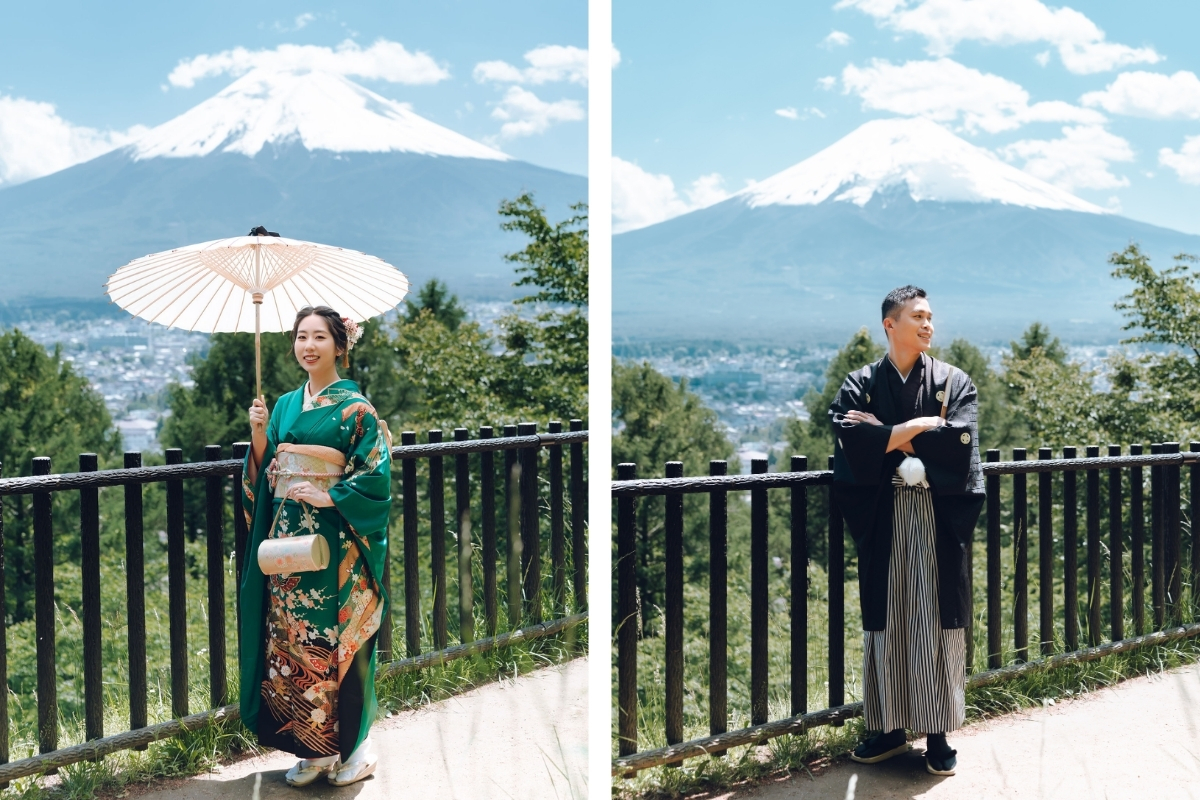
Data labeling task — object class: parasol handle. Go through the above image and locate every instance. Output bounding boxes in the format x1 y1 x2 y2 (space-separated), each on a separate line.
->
253 293 263 412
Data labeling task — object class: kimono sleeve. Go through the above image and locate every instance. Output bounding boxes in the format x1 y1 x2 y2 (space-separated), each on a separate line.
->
328 402 392 538
829 368 892 485
910 372 977 493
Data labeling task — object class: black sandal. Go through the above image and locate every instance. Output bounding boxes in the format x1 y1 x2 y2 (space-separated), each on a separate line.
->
850 729 910 764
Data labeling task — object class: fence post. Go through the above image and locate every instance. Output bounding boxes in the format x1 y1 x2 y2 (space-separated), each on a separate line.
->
1166 442 1182 625
0 462 7 780
1063 446 1079 650
570 419 587 612
454 428 473 645
124 452 147 748
664 461 684 760
1192 442 1200 617
616 463 638 758
505 425 522 630
549 422 566 615
750 458 768 727
32 456 56 758
1013 448 1028 662
204 445 227 708
165 449 188 718
828 455 844 716
1038 447 1054 655
79 453 103 742
791 455 808 716
986 449 1001 668
1086 445 1101 647
1151 443 1164 629
519 422 542 624
1130 444 1145 635
401 431 421 657
429 430 447 650
480 426 498 637
708 460 728 753
1108 445 1124 643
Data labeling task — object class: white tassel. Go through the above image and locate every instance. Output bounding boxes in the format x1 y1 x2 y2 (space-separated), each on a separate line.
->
897 456 928 487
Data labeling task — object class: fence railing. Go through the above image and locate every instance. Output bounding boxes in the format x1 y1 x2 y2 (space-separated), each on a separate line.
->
0 421 587 784
612 442 1200 774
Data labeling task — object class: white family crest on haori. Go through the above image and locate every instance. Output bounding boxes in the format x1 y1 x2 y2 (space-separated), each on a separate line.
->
105 227 410 398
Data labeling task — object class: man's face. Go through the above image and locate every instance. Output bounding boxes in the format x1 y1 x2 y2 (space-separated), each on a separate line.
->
883 297 934 352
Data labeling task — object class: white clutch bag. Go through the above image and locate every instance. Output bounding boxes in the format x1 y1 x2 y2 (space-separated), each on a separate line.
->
897 456 928 487
258 534 330 574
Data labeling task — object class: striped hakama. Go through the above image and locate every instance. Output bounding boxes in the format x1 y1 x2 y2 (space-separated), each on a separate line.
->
862 482 966 734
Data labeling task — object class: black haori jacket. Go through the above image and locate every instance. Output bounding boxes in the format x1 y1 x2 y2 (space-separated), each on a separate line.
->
828 353 984 631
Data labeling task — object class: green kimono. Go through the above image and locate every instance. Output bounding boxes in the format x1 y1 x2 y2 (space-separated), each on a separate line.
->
239 379 391 759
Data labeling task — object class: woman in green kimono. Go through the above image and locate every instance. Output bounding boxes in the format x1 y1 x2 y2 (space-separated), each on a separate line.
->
241 305 391 787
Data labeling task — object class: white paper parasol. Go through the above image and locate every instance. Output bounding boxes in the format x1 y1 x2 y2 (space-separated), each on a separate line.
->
106 228 410 399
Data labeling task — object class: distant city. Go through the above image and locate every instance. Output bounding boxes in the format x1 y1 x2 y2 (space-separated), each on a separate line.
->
616 340 1134 474
16 301 514 454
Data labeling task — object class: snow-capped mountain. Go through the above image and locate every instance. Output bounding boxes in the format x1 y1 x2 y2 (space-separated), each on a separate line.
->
132 68 509 161
738 117 1103 214
0 68 583 308
614 118 1200 343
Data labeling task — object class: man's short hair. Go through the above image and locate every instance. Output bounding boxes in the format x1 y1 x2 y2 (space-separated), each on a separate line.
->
881 285 927 321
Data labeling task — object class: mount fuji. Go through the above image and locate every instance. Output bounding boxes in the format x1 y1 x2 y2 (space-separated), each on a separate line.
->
614 117 1200 343
0 68 586 313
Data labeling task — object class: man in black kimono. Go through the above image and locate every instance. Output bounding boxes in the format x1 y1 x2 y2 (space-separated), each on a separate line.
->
829 285 983 777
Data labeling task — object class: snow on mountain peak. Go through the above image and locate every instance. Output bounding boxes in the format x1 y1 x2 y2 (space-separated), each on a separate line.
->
132 68 509 161
738 117 1105 214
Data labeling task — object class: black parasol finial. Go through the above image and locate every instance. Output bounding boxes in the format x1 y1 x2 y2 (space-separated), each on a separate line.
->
248 226 280 237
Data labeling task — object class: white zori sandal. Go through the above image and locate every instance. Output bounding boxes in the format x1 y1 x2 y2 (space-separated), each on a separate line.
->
328 736 377 786
284 754 339 787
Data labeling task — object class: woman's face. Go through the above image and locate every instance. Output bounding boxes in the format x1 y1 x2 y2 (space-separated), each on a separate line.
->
293 314 339 375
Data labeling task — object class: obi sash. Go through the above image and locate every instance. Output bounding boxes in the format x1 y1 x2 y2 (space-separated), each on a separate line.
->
266 443 348 501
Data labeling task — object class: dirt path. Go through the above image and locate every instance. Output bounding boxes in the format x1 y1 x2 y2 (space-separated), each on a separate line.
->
128 657 587 800
712 663 1200 800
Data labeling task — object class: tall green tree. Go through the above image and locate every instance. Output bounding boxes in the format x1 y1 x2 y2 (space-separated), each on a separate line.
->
612 359 733 634
0 330 121 622
494 194 588 421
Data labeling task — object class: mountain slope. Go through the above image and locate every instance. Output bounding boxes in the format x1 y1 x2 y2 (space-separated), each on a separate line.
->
615 119 1198 343
0 68 585 306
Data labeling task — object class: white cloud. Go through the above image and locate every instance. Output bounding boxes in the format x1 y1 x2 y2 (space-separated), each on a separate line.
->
1000 124 1134 191
776 107 799 119
836 0 1162 74
612 157 730 233
274 12 316 32
491 87 584 138
1034 50 1051 66
1160 136 1200 184
823 30 853 48
474 45 589 86
817 76 838 90
0 95 145 186
1082 71 1200 120
842 57 1104 133
168 39 449 88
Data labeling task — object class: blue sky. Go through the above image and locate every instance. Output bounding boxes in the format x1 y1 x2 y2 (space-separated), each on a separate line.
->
613 1 1200 235
0 1 588 182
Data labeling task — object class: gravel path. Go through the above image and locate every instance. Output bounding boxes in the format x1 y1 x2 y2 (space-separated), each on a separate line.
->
127 657 587 800
710 663 1200 800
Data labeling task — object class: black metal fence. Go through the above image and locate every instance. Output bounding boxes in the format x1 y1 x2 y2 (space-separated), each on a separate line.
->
0 421 587 783
612 443 1200 773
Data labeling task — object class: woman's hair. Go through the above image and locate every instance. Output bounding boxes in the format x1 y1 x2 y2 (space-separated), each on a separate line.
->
291 306 350 368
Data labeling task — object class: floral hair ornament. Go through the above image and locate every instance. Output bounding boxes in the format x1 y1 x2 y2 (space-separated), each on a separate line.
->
342 317 363 351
